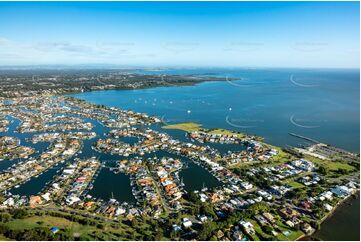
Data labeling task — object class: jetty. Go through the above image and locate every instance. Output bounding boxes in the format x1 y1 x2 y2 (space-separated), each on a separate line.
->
288 133 320 144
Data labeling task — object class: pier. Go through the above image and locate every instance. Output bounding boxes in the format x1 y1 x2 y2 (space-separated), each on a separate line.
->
288 133 320 144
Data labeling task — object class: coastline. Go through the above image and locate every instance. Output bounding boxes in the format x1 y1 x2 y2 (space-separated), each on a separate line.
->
0 74 239 98
297 190 360 241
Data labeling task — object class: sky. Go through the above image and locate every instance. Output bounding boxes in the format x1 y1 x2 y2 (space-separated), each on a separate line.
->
0 1 359 68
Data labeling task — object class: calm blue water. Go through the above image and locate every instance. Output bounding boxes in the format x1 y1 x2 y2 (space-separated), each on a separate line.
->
9 162 65 196
88 167 136 203
72 68 360 152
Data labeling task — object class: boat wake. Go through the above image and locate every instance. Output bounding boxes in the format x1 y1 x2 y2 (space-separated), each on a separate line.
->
289 114 320 128
290 74 318 88
225 115 257 128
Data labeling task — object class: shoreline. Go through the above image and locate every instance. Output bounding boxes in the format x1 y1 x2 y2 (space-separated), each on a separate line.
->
297 190 360 241
65 77 236 95
0 74 239 99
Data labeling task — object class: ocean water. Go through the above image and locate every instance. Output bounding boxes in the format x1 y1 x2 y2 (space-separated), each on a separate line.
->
73 68 360 152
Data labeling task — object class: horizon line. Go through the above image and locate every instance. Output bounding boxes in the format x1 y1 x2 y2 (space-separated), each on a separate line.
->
0 64 359 70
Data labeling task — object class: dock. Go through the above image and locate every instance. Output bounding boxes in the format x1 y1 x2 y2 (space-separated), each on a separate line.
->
288 133 320 144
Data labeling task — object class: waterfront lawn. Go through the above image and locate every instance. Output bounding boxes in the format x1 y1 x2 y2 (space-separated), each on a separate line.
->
207 128 246 139
162 122 248 139
162 122 202 132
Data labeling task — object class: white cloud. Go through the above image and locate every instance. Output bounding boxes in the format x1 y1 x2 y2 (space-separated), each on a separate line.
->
0 37 11 45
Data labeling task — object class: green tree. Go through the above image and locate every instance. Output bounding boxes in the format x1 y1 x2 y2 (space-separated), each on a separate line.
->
248 202 270 214
318 166 327 175
12 209 28 219
199 222 218 241
0 213 11 223
200 203 217 219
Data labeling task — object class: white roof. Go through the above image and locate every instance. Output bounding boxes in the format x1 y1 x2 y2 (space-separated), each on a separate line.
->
183 220 192 227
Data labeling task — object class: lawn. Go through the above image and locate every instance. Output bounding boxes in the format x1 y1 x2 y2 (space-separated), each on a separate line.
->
162 122 202 132
228 147 295 170
5 215 135 240
324 162 354 171
280 172 312 188
267 147 295 164
162 122 248 137
7 215 97 234
304 155 355 171
249 219 273 240
287 181 305 189
208 128 246 138
275 221 304 241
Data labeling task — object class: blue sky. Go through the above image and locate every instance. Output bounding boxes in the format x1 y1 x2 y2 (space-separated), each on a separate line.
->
0 1 359 68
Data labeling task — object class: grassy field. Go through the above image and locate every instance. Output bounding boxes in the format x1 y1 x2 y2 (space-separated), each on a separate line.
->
304 154 355 171
3 214 137 240
162 122 250 139
6 215 99 237
228 147 295 170
249 219 273 240
287 181 306 189
208 128 246 138
162 122 202 132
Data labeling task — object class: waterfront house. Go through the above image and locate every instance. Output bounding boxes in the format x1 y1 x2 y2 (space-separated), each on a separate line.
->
331 186 351 197
29 196 42 208
301 223 314 235
319 191 333 201
324 203 333 212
